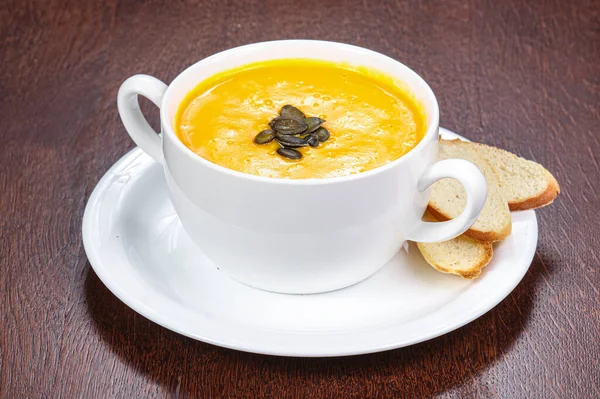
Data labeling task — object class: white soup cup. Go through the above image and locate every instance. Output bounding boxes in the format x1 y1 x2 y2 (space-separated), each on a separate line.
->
117 40 487 294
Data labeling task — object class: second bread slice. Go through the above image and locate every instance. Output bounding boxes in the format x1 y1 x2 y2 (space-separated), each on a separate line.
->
428 139 512 242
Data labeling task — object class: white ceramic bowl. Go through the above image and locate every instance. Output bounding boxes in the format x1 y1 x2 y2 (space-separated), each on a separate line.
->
117 40 487 294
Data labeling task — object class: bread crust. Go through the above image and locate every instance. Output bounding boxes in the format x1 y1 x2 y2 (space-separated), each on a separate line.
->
508 172 560 211
466 141 561 212
416 240 493 279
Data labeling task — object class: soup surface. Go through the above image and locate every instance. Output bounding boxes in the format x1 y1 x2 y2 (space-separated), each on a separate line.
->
175 59 426 179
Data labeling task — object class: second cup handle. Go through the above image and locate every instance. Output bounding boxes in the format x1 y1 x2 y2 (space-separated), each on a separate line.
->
406 159 487 243
117 74 168 162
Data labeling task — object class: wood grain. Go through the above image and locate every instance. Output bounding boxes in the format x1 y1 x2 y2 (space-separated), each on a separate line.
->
1 0 599 397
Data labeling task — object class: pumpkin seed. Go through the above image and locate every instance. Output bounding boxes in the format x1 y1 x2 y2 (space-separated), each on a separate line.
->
268 116 280 127
280 105 306 120
315 127 330 142
276 133 309 148
304 117 325 133
277 147 302 160
272 118 308 135
253 129 276 144
307 135 319 147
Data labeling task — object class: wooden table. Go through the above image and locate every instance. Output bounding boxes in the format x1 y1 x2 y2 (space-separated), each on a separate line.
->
2 0 598 397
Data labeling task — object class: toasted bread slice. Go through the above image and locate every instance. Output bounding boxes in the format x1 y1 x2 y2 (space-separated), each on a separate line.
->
418 140 559 279
469 142 560 211
416 213 493 279
428 139 512 242
417 236 493 279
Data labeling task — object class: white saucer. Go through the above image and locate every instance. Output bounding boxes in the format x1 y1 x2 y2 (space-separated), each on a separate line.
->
82 128 537 357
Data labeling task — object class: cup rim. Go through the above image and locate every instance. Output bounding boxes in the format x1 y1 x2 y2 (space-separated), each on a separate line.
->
160 39 440 186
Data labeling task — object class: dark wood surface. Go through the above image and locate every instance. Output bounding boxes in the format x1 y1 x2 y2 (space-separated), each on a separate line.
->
1 0 599 397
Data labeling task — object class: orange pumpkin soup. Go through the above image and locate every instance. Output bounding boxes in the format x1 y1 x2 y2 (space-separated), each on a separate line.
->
175 59 426 179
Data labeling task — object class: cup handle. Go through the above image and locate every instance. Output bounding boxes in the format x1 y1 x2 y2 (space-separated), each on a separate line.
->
117 74 168 162
406 159 487 243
